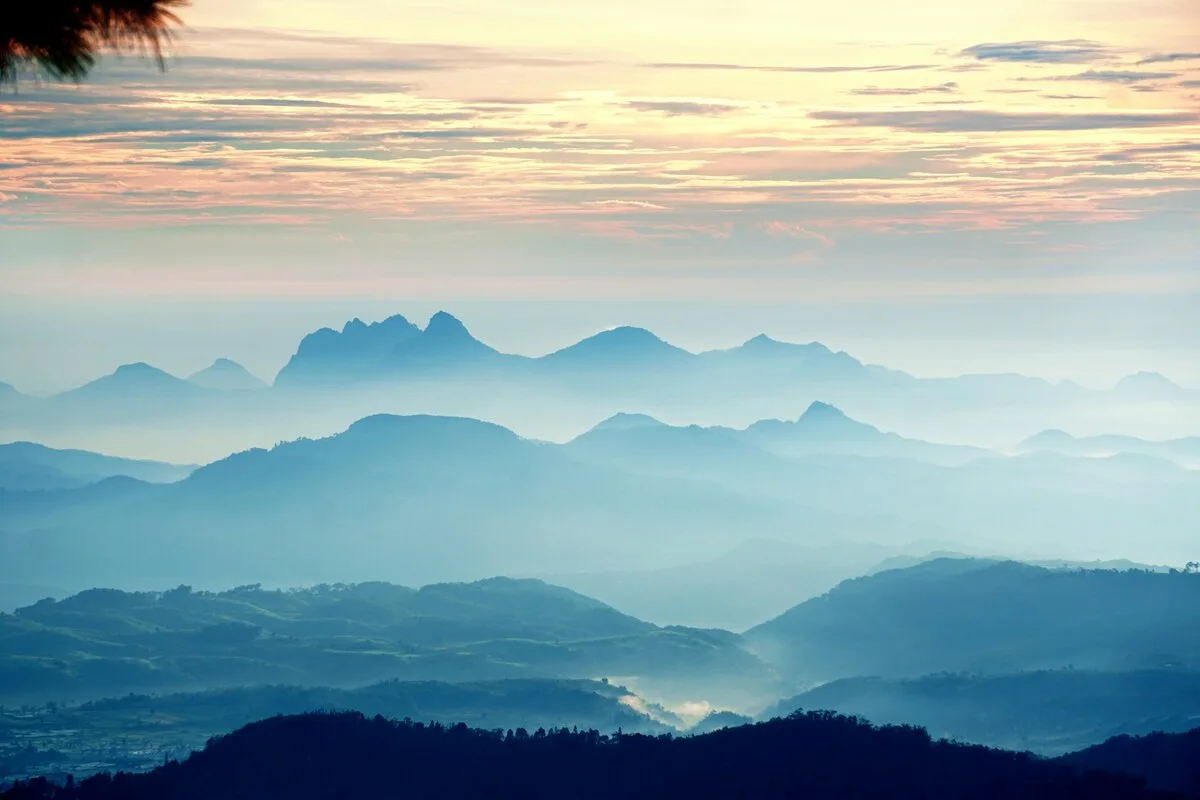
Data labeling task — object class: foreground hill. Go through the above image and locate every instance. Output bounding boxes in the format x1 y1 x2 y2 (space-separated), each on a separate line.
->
2 711 1178 800
0 679 671 782
0 441 193 491
1062 728 1200 798
744 559 1200 684
765 669 1200 755
0 580 774 707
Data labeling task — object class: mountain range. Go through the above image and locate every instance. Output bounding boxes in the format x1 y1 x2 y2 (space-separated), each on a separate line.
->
2 311 1194 464
2 409 1196 619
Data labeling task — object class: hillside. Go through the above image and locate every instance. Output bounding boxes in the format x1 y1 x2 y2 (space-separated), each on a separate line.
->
765 669 1200 755
0 679 671 782
744 559 1200 684
0 581 774 707
1061 728 1200 798
1 711 1177 799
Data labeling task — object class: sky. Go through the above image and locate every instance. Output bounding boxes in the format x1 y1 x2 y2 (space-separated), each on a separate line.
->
1 0 1198 392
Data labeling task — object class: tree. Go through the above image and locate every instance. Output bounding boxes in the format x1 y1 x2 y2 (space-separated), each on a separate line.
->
2 0 188 87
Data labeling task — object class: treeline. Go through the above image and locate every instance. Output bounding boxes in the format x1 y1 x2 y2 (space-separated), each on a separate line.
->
2 710 1183 799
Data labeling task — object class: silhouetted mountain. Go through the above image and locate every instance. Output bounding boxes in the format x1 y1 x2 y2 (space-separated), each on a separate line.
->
1 710 1174 799
0 580 772 708
744 401 993 465
745 559 1200 684
541 327 693 369
1018 430 1200 466
275 312 505 385
766 669 1200 755
1062 728 1200 798
186 359 267 391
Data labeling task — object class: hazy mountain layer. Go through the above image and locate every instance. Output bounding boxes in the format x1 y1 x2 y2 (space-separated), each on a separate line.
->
745 559 1200 685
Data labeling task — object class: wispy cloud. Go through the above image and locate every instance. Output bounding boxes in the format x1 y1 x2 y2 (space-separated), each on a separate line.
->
810 109 1198 132
624 100 741 116
642 61 935 73
960 40 1111 64
1047 69 1178 84
1138 52 1200 65
853 82 959 96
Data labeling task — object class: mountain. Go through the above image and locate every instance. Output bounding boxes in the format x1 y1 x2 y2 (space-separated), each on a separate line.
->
540 327 693 369
744 559 1200 684
766 669 1200 755
0 441 194 490
743 401 994 465
56 363 203 401
275 312 506 385
701 335 872 380
1113 372 1190 402
1061 728 1200 798
187 358 267 391
38 363 211 425
0 580 771 708
0 711 1173 799
1018 430 1200 466
0 413 867 601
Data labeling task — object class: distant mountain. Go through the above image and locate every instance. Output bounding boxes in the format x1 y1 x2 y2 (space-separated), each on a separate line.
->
701 335 872 380
0 580 772 708
744 558 1200 684
188 358 267 391
0 441 194 490
766 669 1200 755
1113 371 1190 402
541 327 693 369
41 363 210 423
0 413 864 598
1018 429 1200 466
1061 727 1200 798
57 362 202 400
743 401 994 465
275 312 506 385
1 710 1171 799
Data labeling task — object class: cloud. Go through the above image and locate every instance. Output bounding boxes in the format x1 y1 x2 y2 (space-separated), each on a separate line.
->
810 109 1198 132
624 100 740 116
853 82 959 96
1048 69 1177 84
960 40 1111 64
1138 52 1200 65
1098 142 1200 161
642 61 935 74
1182 80 1200 89
200 98 357 108
1041 94 1102 100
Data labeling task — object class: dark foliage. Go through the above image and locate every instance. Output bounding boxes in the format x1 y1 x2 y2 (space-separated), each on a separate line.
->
1 0 186 86
1 710 1182 799
1061 729 1200 798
